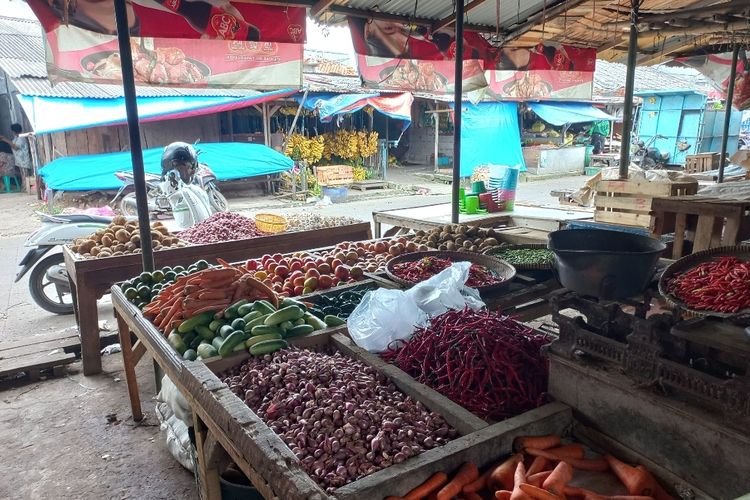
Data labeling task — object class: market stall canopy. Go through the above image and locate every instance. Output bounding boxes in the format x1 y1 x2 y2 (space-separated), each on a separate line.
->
39 142 293 191
296 92 413 127
17 89 297 134
527 102 616 126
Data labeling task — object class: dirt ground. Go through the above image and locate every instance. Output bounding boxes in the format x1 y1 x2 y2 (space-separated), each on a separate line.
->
0 353 198 500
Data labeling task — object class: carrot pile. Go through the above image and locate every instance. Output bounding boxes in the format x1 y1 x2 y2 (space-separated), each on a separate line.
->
143 260 278 332
383 434 673 500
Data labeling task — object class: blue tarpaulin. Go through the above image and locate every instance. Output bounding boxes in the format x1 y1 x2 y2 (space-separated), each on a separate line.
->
455 102 525 176
527 102 616 126
40 142 293 191
295 92 412 128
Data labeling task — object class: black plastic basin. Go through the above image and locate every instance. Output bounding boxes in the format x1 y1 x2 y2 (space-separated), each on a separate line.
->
548 229 666 300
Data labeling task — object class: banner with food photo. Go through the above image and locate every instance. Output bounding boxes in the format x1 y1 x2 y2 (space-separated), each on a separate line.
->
484 44 596 100
347 17 491 93
676 51 750 110
26 0 305 88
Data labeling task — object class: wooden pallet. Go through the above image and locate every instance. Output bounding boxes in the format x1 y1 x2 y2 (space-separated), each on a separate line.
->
0 332 79 382
315 165 353 186
684 153 719 174
594 179 698 229
349 180 388 191
651 195 750 258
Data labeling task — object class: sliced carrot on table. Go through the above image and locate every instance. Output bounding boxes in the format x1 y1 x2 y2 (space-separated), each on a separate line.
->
510 462 529 500
526 470 552 487
514 435 562 452
519 483 562 500
527 456 549 476
462 468 492 494
489 454 523 490
542 461 573 495
605 456 658 496
402 471 448 500
436 463 479 500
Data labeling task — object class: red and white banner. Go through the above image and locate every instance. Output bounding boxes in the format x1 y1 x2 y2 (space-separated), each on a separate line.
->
26 0 305 88
676 51 750 110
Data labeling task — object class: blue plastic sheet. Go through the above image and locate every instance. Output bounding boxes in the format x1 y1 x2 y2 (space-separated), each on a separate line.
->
527 102 615 126
456 102 525 176
40 142 293 191
295 92 412 127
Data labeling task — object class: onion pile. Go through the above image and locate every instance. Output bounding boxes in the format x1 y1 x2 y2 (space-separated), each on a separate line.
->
178 212 263 244
221 348 457 492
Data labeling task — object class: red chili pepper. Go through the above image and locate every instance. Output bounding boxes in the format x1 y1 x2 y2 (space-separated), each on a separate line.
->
667 257 750 313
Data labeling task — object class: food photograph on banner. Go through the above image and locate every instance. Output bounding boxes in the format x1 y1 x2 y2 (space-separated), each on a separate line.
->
25 0 306 88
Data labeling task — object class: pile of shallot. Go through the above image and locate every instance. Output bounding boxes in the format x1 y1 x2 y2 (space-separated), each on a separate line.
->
178 212 263 244
221 348 457 492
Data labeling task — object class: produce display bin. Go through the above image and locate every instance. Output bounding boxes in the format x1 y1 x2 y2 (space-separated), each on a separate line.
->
64 221 371 375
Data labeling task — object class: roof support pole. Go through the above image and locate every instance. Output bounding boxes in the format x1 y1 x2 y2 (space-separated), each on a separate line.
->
452 0 465 224
619 0 640 180
718 45 740 184
114 0 154 272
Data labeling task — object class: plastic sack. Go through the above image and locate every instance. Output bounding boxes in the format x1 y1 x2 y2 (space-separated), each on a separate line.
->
156 375 192 426
155 401 196 473
348 262 485 353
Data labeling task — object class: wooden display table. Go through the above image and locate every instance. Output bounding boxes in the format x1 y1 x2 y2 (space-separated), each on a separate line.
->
65 222 371 375
372 202 592 239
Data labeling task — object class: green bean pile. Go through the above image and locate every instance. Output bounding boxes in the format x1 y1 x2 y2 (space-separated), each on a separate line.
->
492 248 555 267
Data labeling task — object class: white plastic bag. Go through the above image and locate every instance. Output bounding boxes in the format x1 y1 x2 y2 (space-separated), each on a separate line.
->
348 262 485 353
156 375 192 426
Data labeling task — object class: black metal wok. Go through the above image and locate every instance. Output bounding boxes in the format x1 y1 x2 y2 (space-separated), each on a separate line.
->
548 229 666 300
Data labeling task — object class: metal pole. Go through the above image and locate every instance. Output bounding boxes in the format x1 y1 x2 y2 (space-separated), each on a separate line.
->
718 45 740 183
114 0 153 272
618 0 639 180
452 0 465 224
283 89 309 151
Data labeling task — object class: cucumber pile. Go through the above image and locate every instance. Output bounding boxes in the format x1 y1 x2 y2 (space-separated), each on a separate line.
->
120 260 210 309
307 285 374 320
166 297 344 361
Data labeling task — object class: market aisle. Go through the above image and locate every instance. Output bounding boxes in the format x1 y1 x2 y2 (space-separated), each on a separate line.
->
0 353 197 499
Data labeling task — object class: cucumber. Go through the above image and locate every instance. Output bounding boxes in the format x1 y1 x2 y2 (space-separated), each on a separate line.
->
304 312 327 330
237 303 254 317
224 299 249 319
197 343 218 359
245 314 270 330
242 310 261 323
211 336 224 351
231 318 246 331
251 325 284 336
183 349 198 361
219 325 234 338
177 311 214 334
218 331 249 357
281 297 308 312
208 320 224 332
189 335 203 350
264 306 304 326
322 306 340 316
284 324 314 338
168 332 187 355
195 325 215 341
293 318 306 326
181 330 197 348
279 320 294 332
249 339 288 356
324 315 346 327
253 300 276 315
233 341 248 352
245 332 283 347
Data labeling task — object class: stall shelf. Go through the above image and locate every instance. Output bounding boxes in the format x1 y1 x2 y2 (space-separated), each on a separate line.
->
65 222 371 375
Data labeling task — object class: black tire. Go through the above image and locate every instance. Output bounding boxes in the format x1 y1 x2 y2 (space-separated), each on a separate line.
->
207 184 228 212
28 253 74 315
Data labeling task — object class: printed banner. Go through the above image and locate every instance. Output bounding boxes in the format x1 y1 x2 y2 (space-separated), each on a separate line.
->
26 0 305 88
676 51 750 110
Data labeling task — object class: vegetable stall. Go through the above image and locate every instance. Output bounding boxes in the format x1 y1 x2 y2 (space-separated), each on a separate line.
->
109 226 750 499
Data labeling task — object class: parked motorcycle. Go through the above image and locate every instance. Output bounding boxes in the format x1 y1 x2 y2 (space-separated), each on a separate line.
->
15 213 112 314
632 134 670 169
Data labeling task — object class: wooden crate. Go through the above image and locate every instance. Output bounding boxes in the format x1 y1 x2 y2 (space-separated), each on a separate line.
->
594 179 698 229
315 165 353 186
684 152 720 174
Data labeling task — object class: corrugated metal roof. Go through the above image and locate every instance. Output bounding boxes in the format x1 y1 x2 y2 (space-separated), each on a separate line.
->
593 59 718 97
0 58 46 78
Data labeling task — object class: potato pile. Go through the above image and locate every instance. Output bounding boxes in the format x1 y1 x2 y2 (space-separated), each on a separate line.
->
71 216 185 259
411 224 501 253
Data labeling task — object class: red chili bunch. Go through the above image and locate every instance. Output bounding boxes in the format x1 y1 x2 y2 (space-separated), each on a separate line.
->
382 308 551 421
666 256 750 313
392 257 502 288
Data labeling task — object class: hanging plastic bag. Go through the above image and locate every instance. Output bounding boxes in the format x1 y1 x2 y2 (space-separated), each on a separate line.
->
348 262 485 353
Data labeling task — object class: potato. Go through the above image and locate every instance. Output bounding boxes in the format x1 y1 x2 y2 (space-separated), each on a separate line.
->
125 221 137 230
483 238 499 247
101 235 113 247
110 224 125 234
112 215 127 226
151 230 163 242
90 246 101 256
125 242 136 251
154 226 170 236
114 243 126 253
71 245 80 254
80 240 96 253
115 229 130 243
111 251 122 257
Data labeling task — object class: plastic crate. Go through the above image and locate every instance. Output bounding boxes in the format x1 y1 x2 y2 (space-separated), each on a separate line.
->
322 186 348 203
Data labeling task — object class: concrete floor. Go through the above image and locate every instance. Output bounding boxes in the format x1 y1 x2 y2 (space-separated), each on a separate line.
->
0 170 589 499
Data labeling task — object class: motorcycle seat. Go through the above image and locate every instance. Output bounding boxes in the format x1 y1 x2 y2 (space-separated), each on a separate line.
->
49 214 114 224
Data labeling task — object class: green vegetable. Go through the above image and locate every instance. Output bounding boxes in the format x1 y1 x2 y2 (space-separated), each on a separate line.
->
324 315 346 327
245 314 270 330
219 325 235 338
195 325 215 341
245 333 283 347
208 320 224 332
181 331 197 348
211 336 224 351
237 303 254 317
242 310 262 323
251 325 284 336
224 299 248 320
124 287 138 300
178 311 214 334
304 312 327 330
218 331 249 357
492 247 554 266
183 349 197 361
197 343 218 359
279 320 294 332
281 297 308 312
195 260 210 270
264 306 304 326
168 332 187 355
293 318 306 326
189 335 203 350
249 339 288 356
284 324 314 338
231 318 246 331
253 300 277 315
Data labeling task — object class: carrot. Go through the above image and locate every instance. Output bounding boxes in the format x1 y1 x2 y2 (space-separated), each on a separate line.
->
197 289 228 300
158 300 182 331
436 463 479 500
402 471 448 500
542 462 573 495
495 491 512 500
510 462 528 500
384 497 403 500
525 445 583 461
183 305 226 316
464 493 483 500
519 483 561 500
565 457 609 472
526 456 548 476
605 456 657 496
488 454 523 490
526 471 552 487
514 435 561 452
462 468 492 494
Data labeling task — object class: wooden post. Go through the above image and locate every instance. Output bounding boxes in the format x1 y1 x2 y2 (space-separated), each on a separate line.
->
227 110 234 141
262 103 270 147
452 0 465 224
718 45 740 183
619 0 639 180
116 310 143 421
434 107 440 173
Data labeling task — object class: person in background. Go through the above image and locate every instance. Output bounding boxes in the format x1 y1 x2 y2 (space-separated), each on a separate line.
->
1 124 32 189
0 138 16 190
587 120 610 154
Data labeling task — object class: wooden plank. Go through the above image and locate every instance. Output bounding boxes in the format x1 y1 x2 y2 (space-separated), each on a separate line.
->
0 337 79 360
672 212 687 259
0 351 75 378
723 214 742 246
595 195 653 212
596 180 692 197
594 210 653 227
692 214 716 252
0 332 79 353
671 319 750 357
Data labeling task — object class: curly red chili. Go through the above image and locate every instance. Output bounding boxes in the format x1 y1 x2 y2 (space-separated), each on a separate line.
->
666 256 750 313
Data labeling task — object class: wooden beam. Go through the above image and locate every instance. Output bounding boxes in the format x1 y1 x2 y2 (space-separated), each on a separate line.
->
310 0 336 17
433 0 488 31
327 5 490 33
604 0 750 27
501 0 591 44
